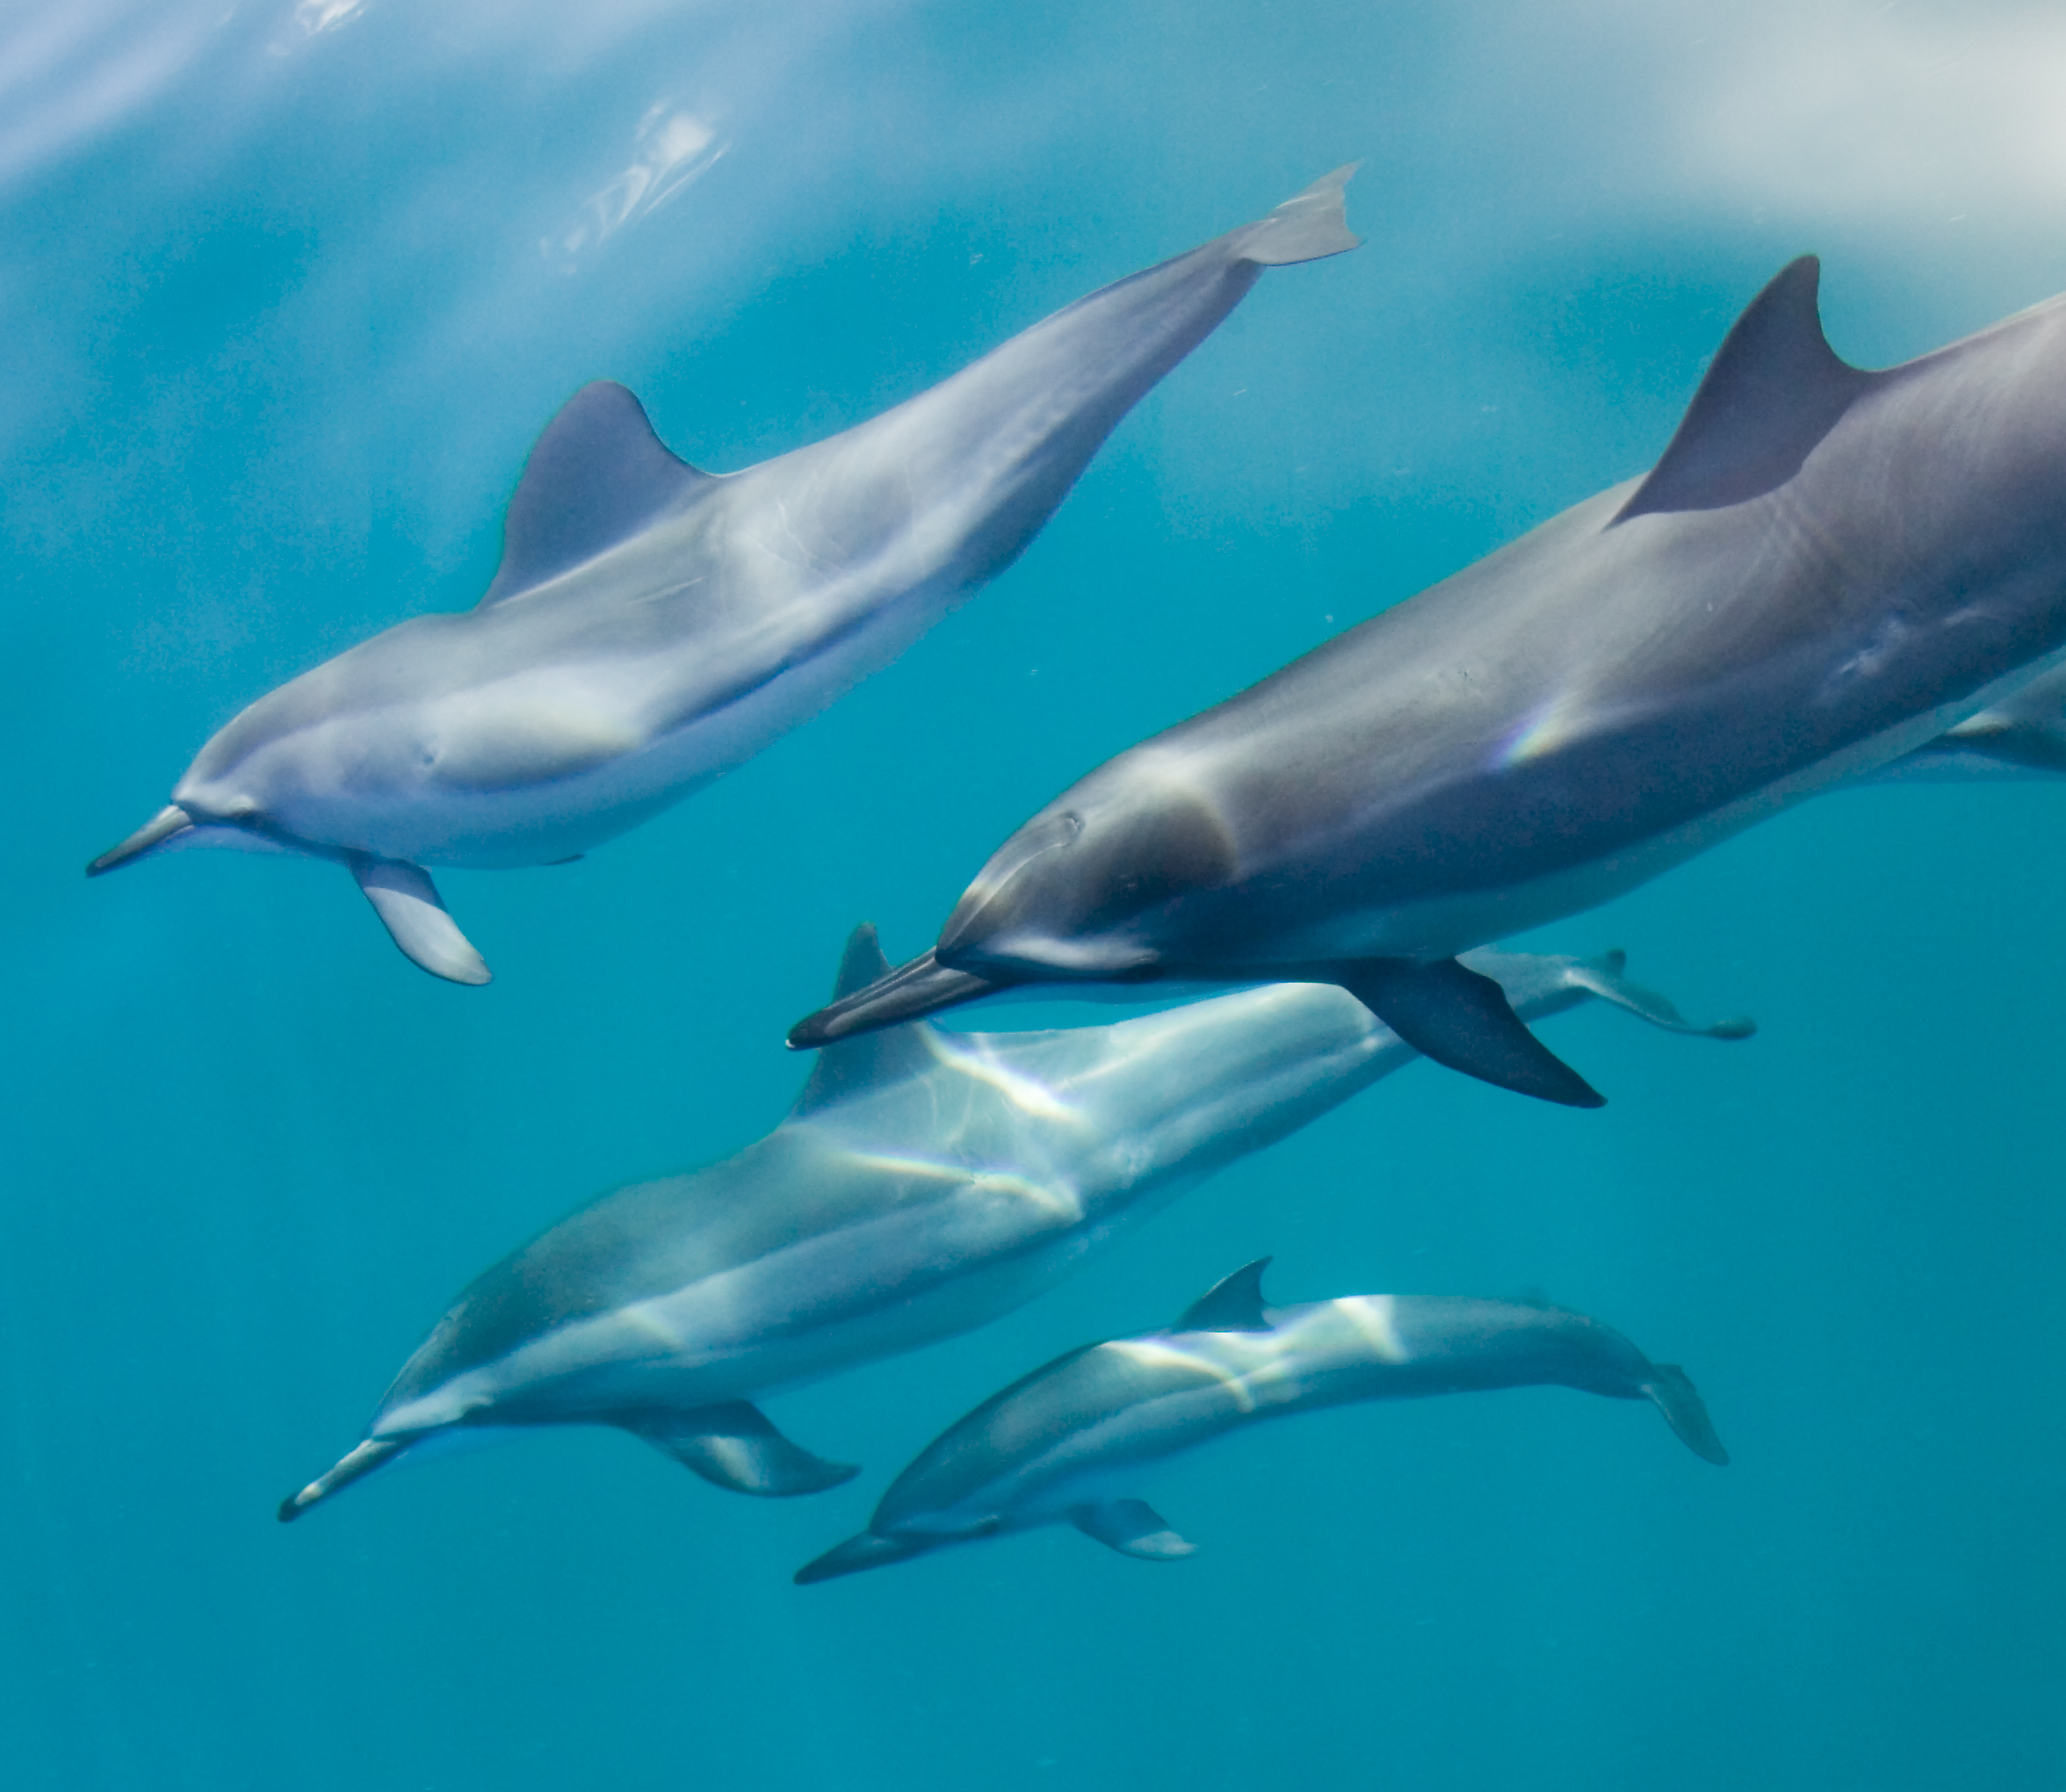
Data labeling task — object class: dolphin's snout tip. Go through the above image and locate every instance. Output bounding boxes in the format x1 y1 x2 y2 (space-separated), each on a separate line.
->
787 950 1005 1050
793 1531 928 1585
276 1490 310 1524
88 804 193 877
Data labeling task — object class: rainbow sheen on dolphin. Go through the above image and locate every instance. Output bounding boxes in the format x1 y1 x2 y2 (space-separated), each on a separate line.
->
797 1261 1727 1583
91 167 1360 983
792 258 2066 1104
278 928 1744 1521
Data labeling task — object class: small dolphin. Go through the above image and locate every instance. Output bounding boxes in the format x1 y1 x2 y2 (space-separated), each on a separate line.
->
278 929 1743 1521
91 169 1360 984
796 1261 1727 1583
793 258 2066 1103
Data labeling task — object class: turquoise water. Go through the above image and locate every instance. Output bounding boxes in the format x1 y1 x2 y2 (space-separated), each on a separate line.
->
8 3 2064 1786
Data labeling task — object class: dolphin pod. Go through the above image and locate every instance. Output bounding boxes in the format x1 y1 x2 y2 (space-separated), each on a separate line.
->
791 259 2066 1107
796 1261 1727 1583
90 167 1360 984
278 929 1745 1521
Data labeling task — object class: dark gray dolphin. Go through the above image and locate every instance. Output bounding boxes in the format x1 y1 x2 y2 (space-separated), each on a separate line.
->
278 929 1742 1521
90 167 1359 984
1872 661 2066 782
797 1261 1726 1583
792 258 2066 1103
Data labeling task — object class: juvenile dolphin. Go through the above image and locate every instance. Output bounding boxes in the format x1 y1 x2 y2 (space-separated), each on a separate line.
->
796 1261 1727 1582
278 929 1743 1520
90 169 1360 984
793 258 2066 1103
1872 661 2066 783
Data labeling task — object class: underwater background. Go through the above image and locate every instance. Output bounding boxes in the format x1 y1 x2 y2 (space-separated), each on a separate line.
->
6 1 2064 1786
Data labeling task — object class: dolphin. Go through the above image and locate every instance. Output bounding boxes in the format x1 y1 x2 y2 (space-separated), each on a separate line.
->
796 1260 1727 1583
278 928 1744 1521
791 257 2066 1104
90 168 1361 985
1871 661 2066 783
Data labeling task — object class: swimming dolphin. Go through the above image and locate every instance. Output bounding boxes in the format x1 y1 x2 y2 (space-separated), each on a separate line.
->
90 168 1361 984
278 929 1743 1521
791 258 2066 1104
796 1261 1727 1582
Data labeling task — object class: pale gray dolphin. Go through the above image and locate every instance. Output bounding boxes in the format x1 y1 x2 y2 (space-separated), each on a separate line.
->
90 169 1360 984
796 1261 1726 1583
278 929 1744 1521
792 258 2066 1103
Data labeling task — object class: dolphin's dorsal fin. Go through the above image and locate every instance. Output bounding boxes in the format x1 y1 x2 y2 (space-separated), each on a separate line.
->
1615 257 1874 524
1176 1257 1275 1332
791 925 943 1116
480 381 711 605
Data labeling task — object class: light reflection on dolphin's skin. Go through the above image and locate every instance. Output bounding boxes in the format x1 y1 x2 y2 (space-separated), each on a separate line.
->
90 167 1360 984
793 258 2066 1107
278 929 1745 1523
796 1262 1729 1583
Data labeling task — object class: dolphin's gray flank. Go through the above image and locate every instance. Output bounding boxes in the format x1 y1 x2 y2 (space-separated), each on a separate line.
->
278 929 1744 1521
791 256 2066 1101
91 168 1360 984
795 1268 1726 1583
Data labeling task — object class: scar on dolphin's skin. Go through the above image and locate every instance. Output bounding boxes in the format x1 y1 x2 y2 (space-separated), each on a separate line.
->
796 257 2066 1105
797 1262 1726 1583
90 167 1362 984
278 927 1745 1524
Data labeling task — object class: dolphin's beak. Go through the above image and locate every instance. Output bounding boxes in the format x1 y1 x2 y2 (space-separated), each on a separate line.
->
793 1529 935 1585
786 948 1006 1048
87 804 194 876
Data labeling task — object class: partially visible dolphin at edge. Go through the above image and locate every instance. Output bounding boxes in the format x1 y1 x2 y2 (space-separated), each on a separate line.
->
797 1260 1727 1583
278 928 1745 1521
90 168 1360 984
791 257 2066 1105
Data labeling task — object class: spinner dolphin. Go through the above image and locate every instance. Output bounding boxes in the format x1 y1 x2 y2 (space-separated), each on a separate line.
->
797 1261 1726 1582
794 259 2066 1103
279 929 1743 1520
91 168 1360 983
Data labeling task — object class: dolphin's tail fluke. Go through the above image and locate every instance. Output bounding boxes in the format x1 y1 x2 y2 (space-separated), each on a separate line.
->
1641 1364 1730 1466
1232 163 1362 266
1567 951 1756 1040
87 804 194 875
278 1436 409 1522
794 1529 936 1585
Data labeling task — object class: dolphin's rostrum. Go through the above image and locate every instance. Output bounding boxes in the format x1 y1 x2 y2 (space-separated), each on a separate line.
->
93 167 1361 983
278 926 1745 1521
793 257 2066 1103
797 1261 1727 1583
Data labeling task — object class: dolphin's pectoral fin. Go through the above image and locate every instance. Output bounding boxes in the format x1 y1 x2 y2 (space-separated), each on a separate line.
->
1568 954 1756 1040
1176 1258 1275 1333
277 1437 408 1523
1335 957 1606 1108
480 381 713 606
350 857 492 986
1615 256 1875 523
791 926 946 1115
1072 1499 1197 1560
793 1529 935 1586
626 1403 859 1498
1640 1365 1731 1467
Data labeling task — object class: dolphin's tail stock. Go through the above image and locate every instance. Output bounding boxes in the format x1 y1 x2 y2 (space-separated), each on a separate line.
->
1641 1364 1730 1466
278 1437 409 1522
1231 163 1362 265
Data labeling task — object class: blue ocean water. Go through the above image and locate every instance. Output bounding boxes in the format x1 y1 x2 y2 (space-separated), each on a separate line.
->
6 2 2064 1786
